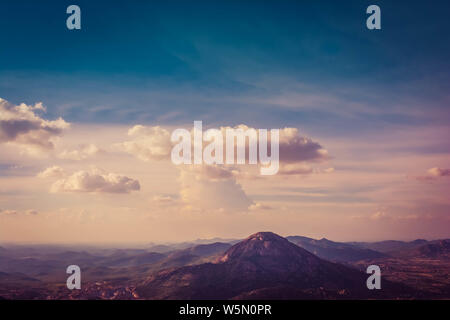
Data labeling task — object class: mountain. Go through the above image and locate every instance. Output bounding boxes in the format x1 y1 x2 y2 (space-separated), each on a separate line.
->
0 271 41 285
287 236 386 262
136 232 413 299
185 242 232 256
101 252 167 268
155 242 232 269
147 239 237 253
147 244 178 253
399 240 450 259
0 246 7 256
190 238 240 245
349 239 429 254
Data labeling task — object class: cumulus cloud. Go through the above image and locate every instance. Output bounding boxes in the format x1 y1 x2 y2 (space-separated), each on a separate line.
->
217 125 328 164
58 144 103 160
37 166 66 178
45 168 140 194
0 98 70 154
115 124 331 211
179 165 252 211
115 125 172 161
117 124 329 165
277 128 329 163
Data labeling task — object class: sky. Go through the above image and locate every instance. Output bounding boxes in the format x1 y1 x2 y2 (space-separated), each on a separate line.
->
0 0 449 244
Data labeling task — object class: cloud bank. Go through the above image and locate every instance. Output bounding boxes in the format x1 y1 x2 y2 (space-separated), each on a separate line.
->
117 124 329 165
0 98 69 154
38 167 140 194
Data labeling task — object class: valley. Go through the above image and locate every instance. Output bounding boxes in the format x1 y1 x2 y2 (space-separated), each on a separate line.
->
0 232 448 300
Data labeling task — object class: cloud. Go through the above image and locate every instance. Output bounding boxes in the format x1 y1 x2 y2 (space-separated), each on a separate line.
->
278 163 313 175
48 168 140 194
37 166 66 178
179 165 252 211
117 124 329 165
114 123 331 211
152 195 178 205
196 165 234 181
115 125 172 161
0 98 70 154
278 127 329 163
428 167 450 177
415 167 450 181
218 125 329 164
58 144 103 160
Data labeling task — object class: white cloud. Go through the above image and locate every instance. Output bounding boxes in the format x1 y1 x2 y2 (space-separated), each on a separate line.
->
0 98 70 154
114 124 331 211
179 165 252 211
37 166 66 178
48 168 140 194
117 124 329 165
115 125 172 161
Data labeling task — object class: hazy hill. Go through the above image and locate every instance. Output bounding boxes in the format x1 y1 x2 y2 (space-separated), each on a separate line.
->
287 236 386 262
348 239 429 254
154 242 232 270
398 240 450 259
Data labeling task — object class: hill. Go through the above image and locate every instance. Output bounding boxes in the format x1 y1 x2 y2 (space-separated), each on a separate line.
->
136 232 413 299
287 236 386 262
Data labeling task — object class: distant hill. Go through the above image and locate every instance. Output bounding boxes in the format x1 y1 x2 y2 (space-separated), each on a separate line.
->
398 240 450 259
101 252 166 268
184 242 232 257
0 271 41 285
348 239 429 254
146 244 177 253
286 236 386 262
147 238 237 253
0 246 7 256
136 232 413 299
155 242 232 269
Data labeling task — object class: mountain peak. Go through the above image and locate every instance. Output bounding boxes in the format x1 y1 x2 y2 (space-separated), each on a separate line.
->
218 231 320 268
246 231 285 242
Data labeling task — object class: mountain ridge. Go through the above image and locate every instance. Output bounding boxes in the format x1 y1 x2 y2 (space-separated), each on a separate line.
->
135 232 414 299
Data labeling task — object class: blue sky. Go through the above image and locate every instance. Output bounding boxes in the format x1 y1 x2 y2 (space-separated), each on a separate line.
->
1 0 449 131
